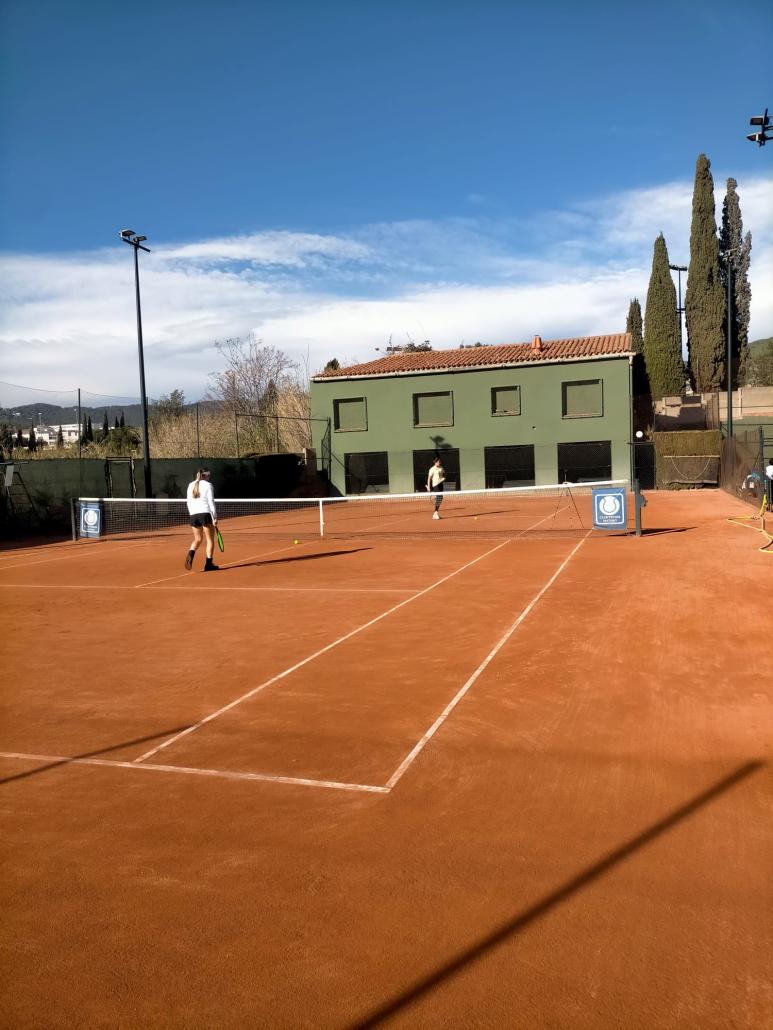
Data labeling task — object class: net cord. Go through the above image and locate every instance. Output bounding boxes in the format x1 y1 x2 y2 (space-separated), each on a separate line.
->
78 479 629 507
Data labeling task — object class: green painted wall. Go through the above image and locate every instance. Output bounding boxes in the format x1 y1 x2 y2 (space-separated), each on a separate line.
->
311 357 633 493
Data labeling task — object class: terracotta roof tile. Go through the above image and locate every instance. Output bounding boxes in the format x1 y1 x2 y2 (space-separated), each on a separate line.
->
314 333 633 379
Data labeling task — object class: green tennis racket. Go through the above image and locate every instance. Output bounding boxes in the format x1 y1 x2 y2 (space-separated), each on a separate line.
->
215 528 224 552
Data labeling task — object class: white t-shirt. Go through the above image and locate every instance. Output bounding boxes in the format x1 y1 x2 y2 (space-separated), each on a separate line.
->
428 465 445 488
766 462 773 481
186 478 217 519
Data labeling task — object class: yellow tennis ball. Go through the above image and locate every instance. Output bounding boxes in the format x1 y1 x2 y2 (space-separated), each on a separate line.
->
293 539 300 544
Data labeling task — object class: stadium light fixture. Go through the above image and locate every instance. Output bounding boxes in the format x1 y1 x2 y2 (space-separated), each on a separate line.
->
669 263 688 351
746 107 771 146
119 228 152 497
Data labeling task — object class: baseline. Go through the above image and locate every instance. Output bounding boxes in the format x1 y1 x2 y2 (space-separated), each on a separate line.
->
0 752 387 793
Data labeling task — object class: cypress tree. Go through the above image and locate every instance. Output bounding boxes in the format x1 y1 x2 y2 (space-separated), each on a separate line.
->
120 411 125 428
102 410 109 439
15 427 23 448
28 427 37 452
57 425 64 448
685 154 725 391
626 299 644 353
114 416 120 429
719 178 752 387
643 235 684 400
86 415 94 442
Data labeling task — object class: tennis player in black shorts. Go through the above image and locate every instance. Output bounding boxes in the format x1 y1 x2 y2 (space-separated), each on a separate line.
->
185 468 219 571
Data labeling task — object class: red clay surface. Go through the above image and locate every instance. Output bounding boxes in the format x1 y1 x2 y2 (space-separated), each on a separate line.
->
1 490 771 1029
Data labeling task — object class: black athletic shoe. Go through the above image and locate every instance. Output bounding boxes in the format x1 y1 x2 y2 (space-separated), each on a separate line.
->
185 551 194 570
203 559 219 572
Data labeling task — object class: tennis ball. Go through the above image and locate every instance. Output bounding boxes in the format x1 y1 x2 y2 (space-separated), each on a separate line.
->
293 539 300 544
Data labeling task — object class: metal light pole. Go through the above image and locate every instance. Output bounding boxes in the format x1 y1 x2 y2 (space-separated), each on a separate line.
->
119 230 152 497
669 263 687 354
746 107 771 146
727 259 734 438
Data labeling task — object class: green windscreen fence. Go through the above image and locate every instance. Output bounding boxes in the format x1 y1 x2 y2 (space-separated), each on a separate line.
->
491 386 521 415
562 380 603 417
413 392 453 426
334 398 367 432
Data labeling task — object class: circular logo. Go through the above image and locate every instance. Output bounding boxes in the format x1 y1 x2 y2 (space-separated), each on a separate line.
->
599 495 621 516
83 508 99 527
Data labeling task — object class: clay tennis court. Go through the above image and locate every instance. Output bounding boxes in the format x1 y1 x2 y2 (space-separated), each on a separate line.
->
1 489 771 1028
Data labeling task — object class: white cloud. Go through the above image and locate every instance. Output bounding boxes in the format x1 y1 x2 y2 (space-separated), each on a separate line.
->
1 171 771 404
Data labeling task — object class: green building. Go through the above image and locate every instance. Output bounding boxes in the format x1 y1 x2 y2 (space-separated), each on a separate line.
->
310 333 635 495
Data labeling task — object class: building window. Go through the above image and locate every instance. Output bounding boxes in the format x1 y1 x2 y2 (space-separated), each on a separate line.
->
334 397 367 432
413 391 453 427
562 379 603 418
491 386 521 416
557 441 612 483
412 449 460 491
344 452 389 494
484 445 535 488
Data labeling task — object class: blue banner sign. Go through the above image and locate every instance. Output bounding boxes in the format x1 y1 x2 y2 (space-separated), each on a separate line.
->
592 487 627 531
80 501 103 538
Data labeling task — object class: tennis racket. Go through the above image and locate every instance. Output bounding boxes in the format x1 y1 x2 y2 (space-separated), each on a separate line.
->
215 527 224 552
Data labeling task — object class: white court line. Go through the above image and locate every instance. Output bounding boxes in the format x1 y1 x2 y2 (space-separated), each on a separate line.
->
0 752 387 793
0 535 173 572
384 533 590 790
0 583 413 594
133 538 512 764
134 539 309 587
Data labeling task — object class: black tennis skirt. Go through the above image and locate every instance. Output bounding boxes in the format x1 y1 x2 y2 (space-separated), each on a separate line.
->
190 513 214 527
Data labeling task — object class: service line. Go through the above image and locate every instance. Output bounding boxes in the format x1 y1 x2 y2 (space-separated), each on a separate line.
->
133 538 512 763
384 533 590 790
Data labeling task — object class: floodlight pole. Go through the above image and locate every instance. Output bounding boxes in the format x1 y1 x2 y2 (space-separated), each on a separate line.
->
120 231 152 497
726 260 734 439
669 264 687 352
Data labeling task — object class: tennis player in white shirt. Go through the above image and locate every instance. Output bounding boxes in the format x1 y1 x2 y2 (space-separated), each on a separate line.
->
426 457 445 520
185 468 219 571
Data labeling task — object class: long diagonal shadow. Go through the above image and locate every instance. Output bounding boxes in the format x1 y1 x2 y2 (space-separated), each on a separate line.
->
224 547 371 571
346 760 764 1030
0 726 194 785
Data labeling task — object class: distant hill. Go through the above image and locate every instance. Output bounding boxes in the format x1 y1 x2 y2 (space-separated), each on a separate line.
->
0 400 220 429
749 337 772 352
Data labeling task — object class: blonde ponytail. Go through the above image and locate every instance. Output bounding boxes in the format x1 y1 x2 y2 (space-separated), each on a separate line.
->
192 468 210 499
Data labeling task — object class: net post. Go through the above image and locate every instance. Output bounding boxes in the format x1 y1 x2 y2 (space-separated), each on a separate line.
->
633 479 646 537
319 498 325 537
70 498 77 541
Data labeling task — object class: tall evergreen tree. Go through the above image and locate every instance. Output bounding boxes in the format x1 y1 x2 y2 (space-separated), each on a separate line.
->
102 410 109 439
719 178 752 387
119 411 125 428
28 427 37 452
685 154 725 391
643 235 684 399
114 416 120 429
626 298 644 353
57 425 64 448
86 415 94 442
16 427 23 448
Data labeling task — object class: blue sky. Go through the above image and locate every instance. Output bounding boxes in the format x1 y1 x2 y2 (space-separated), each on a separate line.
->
1 0 772 402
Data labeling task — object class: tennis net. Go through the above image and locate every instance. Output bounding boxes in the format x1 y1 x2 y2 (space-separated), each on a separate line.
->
74 480 631 541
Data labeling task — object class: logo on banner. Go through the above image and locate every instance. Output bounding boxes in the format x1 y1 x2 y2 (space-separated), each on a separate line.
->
592 487 627 530
80 502 102 537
